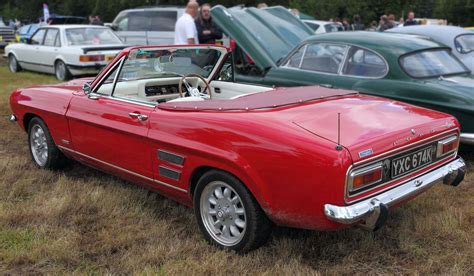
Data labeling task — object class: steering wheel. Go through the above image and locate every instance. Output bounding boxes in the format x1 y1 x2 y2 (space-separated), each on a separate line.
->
178 74 212 99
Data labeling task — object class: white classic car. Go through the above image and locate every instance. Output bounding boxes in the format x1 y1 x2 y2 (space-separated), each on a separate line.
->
387 26 474 73
4 25 127 80
302 20 344 34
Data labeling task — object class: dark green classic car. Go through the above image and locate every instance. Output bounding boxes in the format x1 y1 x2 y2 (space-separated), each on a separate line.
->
212 6 474 144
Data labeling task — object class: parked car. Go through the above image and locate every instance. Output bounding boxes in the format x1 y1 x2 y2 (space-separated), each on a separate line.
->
0 17 15 48
303 19 344 34
110 6 184 45
466 27 474 32
9 45 466 252
4 25 127 81
211 5 474 145
16 23 40 43
386 26 474 73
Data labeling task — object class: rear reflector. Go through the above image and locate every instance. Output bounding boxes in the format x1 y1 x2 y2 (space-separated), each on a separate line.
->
80 55 105 62
437 136 459 158
349 163 383 192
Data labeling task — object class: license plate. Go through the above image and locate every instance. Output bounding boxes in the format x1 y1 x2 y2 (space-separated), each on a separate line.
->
105 55 115 62
391 146 434 178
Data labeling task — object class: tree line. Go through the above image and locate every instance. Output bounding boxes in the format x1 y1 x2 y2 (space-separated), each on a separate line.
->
0 0 472 26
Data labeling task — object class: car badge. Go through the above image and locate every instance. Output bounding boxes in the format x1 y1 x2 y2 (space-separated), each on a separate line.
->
411 129 416 135
358 149 373 158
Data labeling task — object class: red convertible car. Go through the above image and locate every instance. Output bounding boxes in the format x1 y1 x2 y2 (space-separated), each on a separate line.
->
9 45 466 252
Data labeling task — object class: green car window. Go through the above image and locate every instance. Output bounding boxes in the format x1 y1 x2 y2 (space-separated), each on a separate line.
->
342 46 388 78
400 49 469 78
300 43 346 74
284 45 306 68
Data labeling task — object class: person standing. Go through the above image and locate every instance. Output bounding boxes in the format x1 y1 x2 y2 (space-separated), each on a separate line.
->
174 1 199 45
351 15 365 30
195 3 222 44
404 11 418 26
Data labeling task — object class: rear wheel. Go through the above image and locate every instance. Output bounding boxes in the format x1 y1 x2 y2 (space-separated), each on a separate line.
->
55 60 70 81
194 170 272 253
28 117 67 169
8 54 21 73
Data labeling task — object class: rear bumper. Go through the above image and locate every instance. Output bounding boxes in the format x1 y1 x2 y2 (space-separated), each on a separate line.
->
324 157 466 230
460 133 474 145
67 63 106 76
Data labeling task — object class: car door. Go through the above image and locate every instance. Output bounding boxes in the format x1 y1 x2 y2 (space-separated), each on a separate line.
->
40 28 61 74
66 57 155 181
17 28 46 71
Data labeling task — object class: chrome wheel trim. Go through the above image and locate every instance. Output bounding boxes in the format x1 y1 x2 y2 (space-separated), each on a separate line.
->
30 124 48 167
56 61 66 80
9 56 17 72
200 180 247 247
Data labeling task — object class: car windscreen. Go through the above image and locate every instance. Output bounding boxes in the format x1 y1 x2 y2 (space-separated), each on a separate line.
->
324 24 343 33
400 49 469 78
454 34 474 54
119 48 222 80
65 28 122 46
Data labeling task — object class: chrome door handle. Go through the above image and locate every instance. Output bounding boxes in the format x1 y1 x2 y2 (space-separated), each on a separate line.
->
129 112 148 121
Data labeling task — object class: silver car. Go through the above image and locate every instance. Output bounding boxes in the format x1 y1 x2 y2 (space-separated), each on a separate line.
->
111 7 184 45
387 25 474 73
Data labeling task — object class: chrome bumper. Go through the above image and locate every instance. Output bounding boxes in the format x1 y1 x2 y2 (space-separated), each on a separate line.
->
460 133 474 145
324 157 466 230
9 114 17 122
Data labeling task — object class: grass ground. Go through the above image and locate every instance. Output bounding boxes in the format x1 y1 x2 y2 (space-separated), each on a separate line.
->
0 65 473 274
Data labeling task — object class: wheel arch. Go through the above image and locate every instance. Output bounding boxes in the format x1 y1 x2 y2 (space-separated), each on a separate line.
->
188 163 272 217
23 112 43 130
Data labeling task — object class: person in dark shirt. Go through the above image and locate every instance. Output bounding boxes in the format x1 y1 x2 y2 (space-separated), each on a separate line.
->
195 3 222 44
351 14 365 30
404 11 418 26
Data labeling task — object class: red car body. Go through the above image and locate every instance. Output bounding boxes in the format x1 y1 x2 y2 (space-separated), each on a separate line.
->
9 45 466 243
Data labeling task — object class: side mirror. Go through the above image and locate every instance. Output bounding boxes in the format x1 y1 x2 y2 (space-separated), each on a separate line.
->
82 82 92 95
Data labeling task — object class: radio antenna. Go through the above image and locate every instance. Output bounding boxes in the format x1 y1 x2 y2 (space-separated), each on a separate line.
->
336 113 343 151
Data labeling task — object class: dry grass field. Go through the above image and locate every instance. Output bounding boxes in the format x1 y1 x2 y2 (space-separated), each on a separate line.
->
0 65 473 274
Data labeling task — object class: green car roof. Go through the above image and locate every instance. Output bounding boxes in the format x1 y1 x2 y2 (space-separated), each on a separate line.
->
306 31 448 57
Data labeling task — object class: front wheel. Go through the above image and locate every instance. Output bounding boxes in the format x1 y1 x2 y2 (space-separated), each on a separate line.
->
194 170 272 253
55 60 71 81
28 117 67 169
8 54 21 73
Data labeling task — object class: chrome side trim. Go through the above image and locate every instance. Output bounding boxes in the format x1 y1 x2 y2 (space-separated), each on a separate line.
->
325 157 466 227
460 133 474 145
57 145 187 193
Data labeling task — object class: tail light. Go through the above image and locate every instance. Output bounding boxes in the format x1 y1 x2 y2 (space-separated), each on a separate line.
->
436 136 459 158
79 55 105 62
348 163 383 192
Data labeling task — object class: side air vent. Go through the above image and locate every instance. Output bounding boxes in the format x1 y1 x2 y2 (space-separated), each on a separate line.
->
159 166 181 181
157 149 185 165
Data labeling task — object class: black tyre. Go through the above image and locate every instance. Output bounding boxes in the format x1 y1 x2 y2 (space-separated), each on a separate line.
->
55 60 71 81
28 117 67 169
194 170 272 253
8 54 21 73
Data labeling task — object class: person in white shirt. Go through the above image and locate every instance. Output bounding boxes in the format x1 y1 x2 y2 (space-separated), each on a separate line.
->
174 1 199 44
